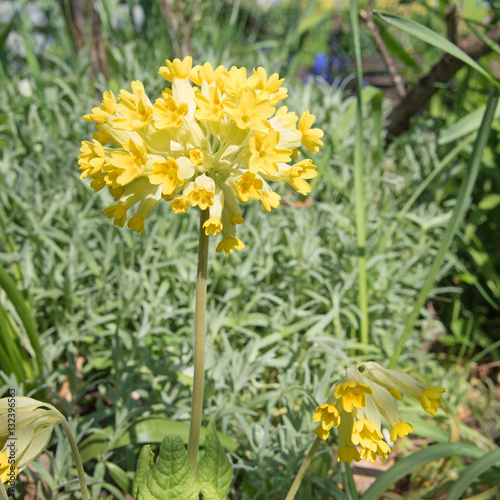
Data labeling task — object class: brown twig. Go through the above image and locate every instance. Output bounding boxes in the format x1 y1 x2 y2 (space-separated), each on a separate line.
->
445 4 459 45
386 21 500 141
161 0 196 57
360 9 407 98
61 0 109 80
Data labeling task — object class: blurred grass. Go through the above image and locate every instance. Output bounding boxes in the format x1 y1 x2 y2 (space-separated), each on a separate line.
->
0 0 499 497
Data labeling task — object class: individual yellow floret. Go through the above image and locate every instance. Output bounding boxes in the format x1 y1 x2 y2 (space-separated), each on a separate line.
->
299 110 324 153
334 380 372 413
159 56 193 81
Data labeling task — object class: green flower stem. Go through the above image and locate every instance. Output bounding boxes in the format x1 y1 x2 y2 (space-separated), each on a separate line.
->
284 437 322 500
187 209 210 473
350 0 369 346
0 480 9 500
61 418 89 500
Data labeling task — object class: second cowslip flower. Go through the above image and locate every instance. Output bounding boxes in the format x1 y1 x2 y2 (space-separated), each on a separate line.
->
313 362 446 463
79 57 324 253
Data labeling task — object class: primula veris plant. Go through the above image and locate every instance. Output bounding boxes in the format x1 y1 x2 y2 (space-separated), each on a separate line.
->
313 362 446 462
79 56 323 253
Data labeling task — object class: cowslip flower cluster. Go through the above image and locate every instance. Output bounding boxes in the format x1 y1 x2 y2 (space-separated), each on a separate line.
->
313 362 445 463
0 397 64 483
78 56 324 253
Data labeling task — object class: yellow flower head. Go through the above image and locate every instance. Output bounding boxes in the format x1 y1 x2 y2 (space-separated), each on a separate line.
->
313 362 445 463
79 58 323 252
159 56 194 82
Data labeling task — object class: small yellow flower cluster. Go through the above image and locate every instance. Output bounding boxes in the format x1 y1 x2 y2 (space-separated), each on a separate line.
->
79 57 324 253
313 362 445 463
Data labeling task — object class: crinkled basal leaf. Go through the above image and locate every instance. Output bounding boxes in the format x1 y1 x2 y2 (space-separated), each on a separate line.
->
197 422 233 500
133 445 155 498
137 435 200 500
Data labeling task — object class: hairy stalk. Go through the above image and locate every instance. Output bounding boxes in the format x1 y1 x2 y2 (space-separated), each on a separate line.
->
350 0 369 346
61 418 89 500
187 209 210 473
284 437 322 500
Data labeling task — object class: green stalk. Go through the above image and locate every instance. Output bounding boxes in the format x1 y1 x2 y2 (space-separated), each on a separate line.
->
61 419 89 500
187 209 210 473
389 89 499 368
344 462 360 500
284 437 322 500
350 0 369 346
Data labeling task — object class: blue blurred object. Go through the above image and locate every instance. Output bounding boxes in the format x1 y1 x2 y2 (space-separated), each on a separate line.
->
312 52 329 75
330 55 344 73
310 51 345 84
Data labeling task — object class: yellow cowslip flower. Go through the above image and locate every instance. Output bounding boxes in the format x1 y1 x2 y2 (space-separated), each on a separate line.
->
0 397 64 481
334 380 373 413
287 159 318 196
298 110 324 153
313 404 341 440
79 57 323 253
313 362 445 463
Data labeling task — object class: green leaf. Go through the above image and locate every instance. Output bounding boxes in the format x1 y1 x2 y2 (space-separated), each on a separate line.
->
439 100 500 144
137 435 200 500
0 265 43 376
361 443 483 500
106 461 132 494
197 422 233 500
79 416 238 464
374 11 496 83
478 193 500 211
446 448 500 500
133 446 155 498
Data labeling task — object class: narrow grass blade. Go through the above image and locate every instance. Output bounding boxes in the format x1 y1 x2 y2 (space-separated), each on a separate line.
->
361 443 482 500
446 448 500 500
389 89 499 367
350 0 369 346
0 266 43 376
0 302 28 381
439 100 500 144
374 11 496 84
